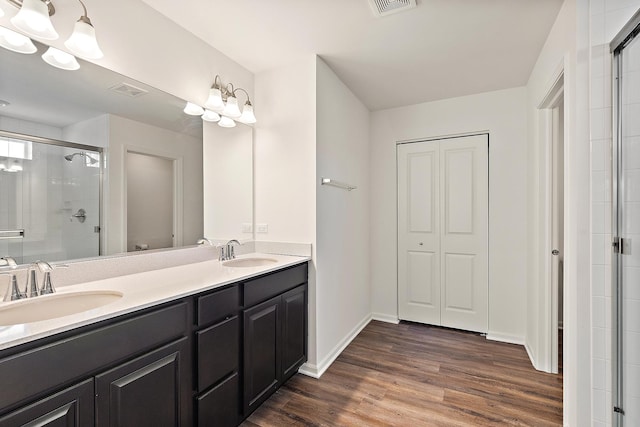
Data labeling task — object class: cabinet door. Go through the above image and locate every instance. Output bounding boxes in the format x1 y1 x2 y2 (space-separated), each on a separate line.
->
243 295 281 416
95 337 191 427
196 372 238 427
281 285 307 382
0 379 94 427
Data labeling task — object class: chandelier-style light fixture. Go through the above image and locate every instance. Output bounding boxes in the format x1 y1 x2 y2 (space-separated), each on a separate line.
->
184 75 257 128
0 0 103 70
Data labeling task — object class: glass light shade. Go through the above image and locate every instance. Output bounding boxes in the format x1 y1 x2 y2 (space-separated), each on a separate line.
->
0 27 37 54
183 102 204 116
238 103 257 124
42 47 80 70
0 6 4 18
64 19 103 59
11 0 59 40
223 96 242 119
218 116 236 128
201 110 221 122
204 88 224 112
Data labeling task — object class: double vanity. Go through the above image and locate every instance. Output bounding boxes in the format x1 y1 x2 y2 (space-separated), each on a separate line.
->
0 252 309 426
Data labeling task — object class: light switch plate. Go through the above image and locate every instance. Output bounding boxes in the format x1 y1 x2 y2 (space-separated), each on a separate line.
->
257 223 268 233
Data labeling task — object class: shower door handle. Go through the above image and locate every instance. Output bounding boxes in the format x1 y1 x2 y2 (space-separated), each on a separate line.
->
71 209 87 223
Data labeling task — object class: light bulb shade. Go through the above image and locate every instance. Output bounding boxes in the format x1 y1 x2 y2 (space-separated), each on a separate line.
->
42 47 80 70
201 110 221 122
218 116 236 128
223 96 242 119
65 19 103 59
238 103 257 124
183 102 204 116
204 88 224 112
11 0 59 40
0 27 37 54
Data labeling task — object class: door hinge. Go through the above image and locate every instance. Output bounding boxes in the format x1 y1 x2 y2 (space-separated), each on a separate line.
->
613 237 620 254
94 226 101 233
614 406 625 415
614 237 632 255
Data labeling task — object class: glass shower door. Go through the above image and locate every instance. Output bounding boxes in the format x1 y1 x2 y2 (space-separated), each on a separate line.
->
0 158 24 263
613 23 640 427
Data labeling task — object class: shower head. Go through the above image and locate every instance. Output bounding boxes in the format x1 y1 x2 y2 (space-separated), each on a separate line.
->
64 152 99 165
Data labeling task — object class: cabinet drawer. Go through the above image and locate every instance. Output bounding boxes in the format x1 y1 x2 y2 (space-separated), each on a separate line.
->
0 302 188 412
0 379 94 426
243 263 307 307
197 316 239 393
197 372 239 427
197 285 240 326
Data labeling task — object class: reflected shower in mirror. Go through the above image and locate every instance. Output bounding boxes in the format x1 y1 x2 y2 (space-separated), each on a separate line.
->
0 131 101 264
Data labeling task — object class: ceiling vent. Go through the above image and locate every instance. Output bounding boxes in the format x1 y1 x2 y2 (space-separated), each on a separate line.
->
109 82 148 98
369 0 417 17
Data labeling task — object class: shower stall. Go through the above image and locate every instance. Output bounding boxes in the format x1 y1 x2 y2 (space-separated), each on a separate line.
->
0 131 101 264
612 11 640 427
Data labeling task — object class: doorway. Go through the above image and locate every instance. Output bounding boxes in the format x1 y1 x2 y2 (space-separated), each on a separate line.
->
397 133 489 333
539 72 565 375
126 151 175 251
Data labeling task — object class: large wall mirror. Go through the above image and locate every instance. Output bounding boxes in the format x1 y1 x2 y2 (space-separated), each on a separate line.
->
0 31 253 265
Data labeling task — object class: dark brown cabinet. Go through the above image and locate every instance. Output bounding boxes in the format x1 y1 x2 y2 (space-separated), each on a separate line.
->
0 379 94 427
243 265 308 417
195 285 241 427
0 262 308 427
95 338 190 427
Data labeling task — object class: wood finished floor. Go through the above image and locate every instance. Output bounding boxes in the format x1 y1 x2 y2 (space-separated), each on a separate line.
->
242 321 563 427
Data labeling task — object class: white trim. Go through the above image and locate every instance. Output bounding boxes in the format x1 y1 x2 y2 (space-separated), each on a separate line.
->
372 313 400 324
298 314 372 379
486 331 525 346
524 342 540 371
121 144 184 252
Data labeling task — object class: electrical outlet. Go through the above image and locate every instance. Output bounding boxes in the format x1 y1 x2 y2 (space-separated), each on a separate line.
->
242 223 253 233
257 223 268 233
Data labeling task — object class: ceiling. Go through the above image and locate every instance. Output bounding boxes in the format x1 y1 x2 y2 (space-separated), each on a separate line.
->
140 0 563 111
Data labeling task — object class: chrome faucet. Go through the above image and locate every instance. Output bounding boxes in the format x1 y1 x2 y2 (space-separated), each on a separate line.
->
1 260 67 301
0 257 25 301
220 239 241 261
0 257 17 268
197 238 215 246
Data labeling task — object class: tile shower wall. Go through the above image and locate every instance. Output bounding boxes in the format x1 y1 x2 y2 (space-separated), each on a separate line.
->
590 1 640 426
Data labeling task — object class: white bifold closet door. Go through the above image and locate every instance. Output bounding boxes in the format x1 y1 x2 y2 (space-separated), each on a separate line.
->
397 134 488 333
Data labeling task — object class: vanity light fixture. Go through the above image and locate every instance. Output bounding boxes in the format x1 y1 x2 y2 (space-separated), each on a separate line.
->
0 5 4 17
7 0 103 60
41 46 80 70
185 75 256 128
0 26 37 54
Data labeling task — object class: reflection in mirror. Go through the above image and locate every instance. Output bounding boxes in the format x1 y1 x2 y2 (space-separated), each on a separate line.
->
0 132 101 264
0 31 252 266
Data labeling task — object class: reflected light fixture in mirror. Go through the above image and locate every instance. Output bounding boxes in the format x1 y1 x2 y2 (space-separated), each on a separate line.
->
0 26 37 53
185 74 256 128
6 0 103 63
42 46 80 70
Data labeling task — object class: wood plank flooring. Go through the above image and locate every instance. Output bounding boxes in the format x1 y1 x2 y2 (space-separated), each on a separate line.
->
242 321 563 426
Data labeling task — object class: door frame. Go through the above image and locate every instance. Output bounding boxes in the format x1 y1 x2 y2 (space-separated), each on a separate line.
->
538 67 565 374
121 144 184 251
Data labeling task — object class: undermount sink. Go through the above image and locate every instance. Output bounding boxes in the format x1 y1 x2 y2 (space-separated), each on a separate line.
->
0 290 123 326
222 257 278 268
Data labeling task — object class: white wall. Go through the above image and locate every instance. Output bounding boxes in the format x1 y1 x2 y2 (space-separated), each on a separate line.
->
370 87 528 343
106 115 203 254
254 56 318 364
525 0 594 425
313 57 371 375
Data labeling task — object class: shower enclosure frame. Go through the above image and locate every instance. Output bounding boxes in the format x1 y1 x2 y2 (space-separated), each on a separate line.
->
611 9 640 427
0 129 104 259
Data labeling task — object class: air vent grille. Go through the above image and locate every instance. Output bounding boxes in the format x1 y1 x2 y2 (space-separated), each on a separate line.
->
109 82 148 98
369 0 416 17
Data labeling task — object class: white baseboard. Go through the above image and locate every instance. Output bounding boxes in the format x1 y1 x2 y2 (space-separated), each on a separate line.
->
486 331 525 346
298 314 372 379
524 341 540 371
371 313 400 324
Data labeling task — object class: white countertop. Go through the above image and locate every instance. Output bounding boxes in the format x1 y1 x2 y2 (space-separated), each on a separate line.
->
0 253 309 351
